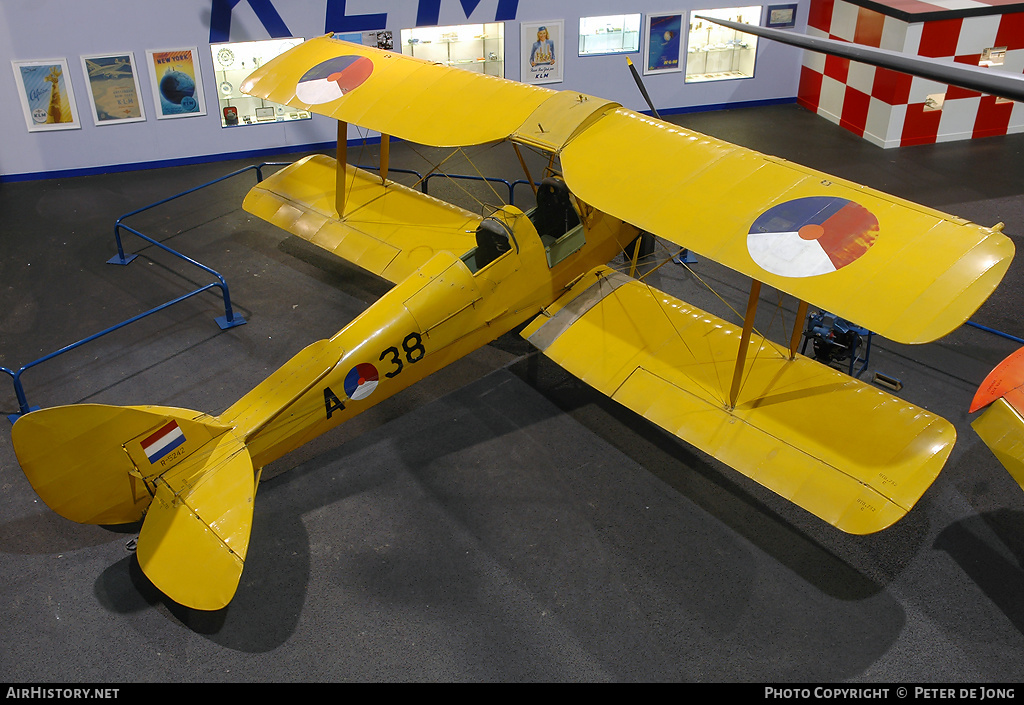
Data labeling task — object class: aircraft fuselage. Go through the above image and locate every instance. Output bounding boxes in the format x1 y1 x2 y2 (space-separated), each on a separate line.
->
224 200 639 470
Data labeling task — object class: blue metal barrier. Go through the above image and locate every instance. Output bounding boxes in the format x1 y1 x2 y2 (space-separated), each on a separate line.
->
3 284 232 423
2 160 430 422
422 172 514 204
966 321 1024 345
2 163 293 421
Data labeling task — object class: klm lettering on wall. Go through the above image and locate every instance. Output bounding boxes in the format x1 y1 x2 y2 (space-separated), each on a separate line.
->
209 0 521 42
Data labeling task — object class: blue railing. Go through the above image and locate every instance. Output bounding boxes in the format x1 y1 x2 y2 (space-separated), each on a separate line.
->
2 163 291 421
422 172 516 205
2 160 431 422
966 321 1024 345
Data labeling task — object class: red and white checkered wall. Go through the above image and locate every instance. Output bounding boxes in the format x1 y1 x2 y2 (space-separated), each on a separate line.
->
797 0 1024 147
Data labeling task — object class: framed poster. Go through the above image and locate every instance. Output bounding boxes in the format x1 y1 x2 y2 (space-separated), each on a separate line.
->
80 52 146 125
145 47 206 119
766 4 799 28
11 58 81 132
644 13 683 75
521 19 563 85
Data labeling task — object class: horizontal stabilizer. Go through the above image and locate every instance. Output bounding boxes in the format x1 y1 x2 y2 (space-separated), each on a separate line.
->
12 404 228 525
244 155 480 284
524 268 955 534
13 403 258 610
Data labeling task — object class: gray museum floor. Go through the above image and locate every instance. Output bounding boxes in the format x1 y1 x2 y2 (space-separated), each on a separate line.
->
1 102 1023 682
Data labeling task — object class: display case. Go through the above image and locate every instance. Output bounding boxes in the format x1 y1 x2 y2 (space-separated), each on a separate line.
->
578 14 641 56
211 38 310 127
400 23 504 76
685 7 760 83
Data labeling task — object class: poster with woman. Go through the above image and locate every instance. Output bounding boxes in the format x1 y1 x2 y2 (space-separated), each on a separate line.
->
644 13 683 74
145 47 207 119
521 20 563 85
80 52 146 125
11 58 81 132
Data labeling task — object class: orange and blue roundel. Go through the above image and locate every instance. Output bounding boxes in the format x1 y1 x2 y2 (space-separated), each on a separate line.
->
344 363 379 401
747 196 879 278
295 55 373 105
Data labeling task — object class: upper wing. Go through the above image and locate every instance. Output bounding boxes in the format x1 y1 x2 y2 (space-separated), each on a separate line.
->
560 108 1014 345
242 37 1012 344
241 34 556 147
523 267 955 534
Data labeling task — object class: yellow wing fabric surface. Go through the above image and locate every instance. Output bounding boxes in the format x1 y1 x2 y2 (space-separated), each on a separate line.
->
241 35 555 147
523 267 955 534
244 155 481 284
560 109 1014 345
973 398 1024 491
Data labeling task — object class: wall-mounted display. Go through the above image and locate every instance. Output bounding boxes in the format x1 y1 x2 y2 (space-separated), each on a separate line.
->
145 47 206 119
211 38 308 128
11 58 81 132
685 7 760 83
765 3 798 29
578 14 641 56
79 52 146 126
644 13 683 75
400 23 505 77
521 19 562 85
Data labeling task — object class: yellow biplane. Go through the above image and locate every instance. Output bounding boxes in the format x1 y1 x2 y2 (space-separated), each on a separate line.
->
11 35 1015 610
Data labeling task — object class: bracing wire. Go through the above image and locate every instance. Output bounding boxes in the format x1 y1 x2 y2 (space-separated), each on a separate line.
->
341 128 804 408
607 235 795 407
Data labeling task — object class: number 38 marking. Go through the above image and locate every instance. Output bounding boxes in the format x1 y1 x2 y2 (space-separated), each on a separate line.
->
379 332 425 378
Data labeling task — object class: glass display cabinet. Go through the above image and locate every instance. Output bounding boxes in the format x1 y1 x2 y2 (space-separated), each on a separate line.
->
211 37 309 127
578 14 641 56
685 7 760 83
400 23 505 76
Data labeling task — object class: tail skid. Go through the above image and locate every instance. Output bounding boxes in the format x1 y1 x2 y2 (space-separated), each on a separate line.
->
12 404 257 611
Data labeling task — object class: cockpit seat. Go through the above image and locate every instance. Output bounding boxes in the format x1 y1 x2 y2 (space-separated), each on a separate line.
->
474 218 511 270
530 177 580 242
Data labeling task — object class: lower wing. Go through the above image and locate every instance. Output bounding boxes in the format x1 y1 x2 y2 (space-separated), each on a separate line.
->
523 267 955 534
244 154 481 284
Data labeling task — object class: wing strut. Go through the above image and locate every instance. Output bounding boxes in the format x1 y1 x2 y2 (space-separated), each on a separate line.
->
336 120 347 217
380 133 390 184
730 279 762 408
790 300 809 359
513 143 537 196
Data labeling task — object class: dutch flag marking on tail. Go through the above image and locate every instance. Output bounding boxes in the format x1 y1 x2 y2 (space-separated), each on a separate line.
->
141 421 186 464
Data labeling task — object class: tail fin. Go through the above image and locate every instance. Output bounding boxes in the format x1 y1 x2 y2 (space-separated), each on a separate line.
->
12 404 257 611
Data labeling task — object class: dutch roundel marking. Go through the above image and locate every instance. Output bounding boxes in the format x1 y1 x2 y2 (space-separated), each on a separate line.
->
295 55 373 105
747 196 879 278
344 363 379 401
